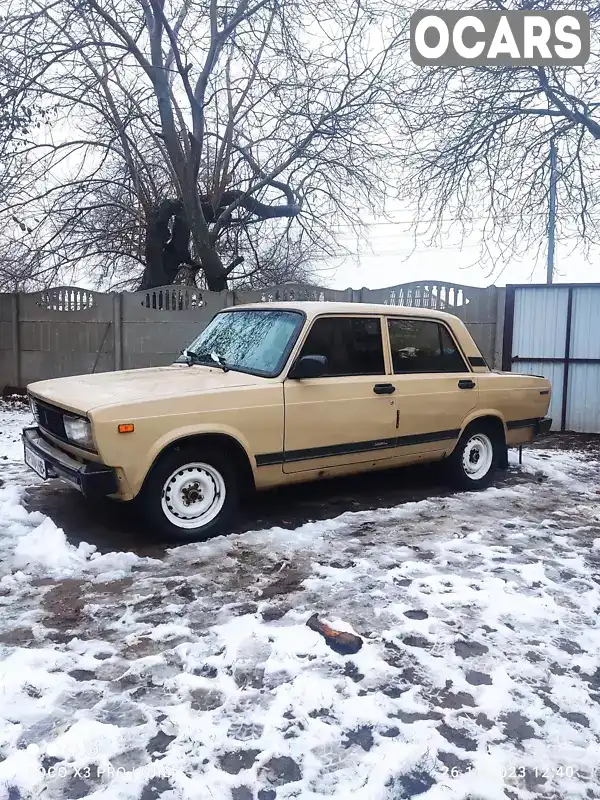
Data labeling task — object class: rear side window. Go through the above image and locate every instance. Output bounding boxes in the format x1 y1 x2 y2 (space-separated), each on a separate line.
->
387 318 468 373
298 316 385 376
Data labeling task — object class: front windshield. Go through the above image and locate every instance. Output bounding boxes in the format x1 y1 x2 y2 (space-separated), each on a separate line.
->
178 309 304 377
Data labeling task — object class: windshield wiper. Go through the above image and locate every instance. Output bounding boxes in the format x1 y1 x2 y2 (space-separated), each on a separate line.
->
210 351 229 372
180 348 211 367
179 348 229 372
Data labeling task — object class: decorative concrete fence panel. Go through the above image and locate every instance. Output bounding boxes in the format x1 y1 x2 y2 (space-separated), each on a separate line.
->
235 282 352 304
120 287 227 370
16 288 116 387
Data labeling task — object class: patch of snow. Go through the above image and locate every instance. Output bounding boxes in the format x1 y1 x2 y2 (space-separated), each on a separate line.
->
12 517 97 575
0 400 32 460
148 624 193 642
0 481 157 586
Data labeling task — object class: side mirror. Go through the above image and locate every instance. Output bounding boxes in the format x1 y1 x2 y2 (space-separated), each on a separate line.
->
288 354 328 379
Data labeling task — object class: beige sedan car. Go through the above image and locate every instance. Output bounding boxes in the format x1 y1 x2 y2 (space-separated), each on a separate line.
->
23 302 551 541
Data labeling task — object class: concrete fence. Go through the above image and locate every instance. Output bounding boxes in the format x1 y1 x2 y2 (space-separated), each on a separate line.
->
0 280 504 391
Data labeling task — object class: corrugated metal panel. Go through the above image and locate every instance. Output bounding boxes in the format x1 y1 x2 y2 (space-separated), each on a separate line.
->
513 287 569 359
569 287 600 359
513 360 563 432
565 364 600 433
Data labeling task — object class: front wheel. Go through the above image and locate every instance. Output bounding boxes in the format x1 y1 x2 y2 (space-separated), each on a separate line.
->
445 426 499 490
139 446 239 542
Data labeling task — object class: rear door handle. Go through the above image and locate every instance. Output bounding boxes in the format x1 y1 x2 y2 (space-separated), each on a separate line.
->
373 383 395 395
458 379 476 390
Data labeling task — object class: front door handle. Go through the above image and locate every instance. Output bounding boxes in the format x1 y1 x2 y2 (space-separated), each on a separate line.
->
458 379 476 390
373 383 396 395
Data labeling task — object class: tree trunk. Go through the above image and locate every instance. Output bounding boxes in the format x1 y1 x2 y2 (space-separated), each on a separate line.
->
197 247 229 291
185 190 229 292
138 198 229 291
139 199 180 290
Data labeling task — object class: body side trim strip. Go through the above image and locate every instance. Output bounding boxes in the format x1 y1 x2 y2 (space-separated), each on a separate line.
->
256 428 460 467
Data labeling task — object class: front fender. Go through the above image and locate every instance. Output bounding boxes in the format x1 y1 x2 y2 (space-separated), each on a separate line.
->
132 423 256 497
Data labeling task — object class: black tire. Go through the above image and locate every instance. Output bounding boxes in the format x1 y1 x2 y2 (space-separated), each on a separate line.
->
139 445 239 542
444 423 501 490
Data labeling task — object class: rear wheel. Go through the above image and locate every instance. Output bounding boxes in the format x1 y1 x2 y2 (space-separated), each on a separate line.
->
445 424 500 490
139 446 239 542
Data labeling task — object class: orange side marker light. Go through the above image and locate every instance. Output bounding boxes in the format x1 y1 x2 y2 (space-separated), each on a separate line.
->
118 423 135 433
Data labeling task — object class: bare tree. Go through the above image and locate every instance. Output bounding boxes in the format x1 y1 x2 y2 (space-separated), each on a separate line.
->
0 0 402 291
394 0 600 278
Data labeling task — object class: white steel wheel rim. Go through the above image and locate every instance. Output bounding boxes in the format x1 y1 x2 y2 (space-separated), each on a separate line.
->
462 433 493 481
161 462 226 530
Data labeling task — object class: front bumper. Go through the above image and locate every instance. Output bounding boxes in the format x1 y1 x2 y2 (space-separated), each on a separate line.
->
22 427 117 498
535 417 552 436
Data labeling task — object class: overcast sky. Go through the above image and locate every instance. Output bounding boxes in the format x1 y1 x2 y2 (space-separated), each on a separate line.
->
318 206 599 290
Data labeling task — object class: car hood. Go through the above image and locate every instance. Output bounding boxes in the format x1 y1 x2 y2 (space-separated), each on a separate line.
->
28 364 267 415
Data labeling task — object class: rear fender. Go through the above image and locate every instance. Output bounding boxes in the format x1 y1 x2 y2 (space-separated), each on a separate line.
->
451 410 509 467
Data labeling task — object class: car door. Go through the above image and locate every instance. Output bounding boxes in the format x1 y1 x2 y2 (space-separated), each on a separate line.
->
385 316 478 455
282 315 397 473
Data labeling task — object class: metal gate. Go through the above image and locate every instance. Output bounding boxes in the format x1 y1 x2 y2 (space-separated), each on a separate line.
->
502 284 600 433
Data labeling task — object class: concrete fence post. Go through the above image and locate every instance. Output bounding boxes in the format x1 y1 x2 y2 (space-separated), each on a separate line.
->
113 293 123 371
494 287 506 371
11 293 21 390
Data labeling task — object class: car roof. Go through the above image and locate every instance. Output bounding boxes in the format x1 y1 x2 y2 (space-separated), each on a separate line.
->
224 301 458 321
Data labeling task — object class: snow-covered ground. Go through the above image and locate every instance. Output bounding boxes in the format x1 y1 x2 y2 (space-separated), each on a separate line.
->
1 399 600 800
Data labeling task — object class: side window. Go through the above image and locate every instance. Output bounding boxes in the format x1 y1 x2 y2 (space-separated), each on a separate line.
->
298 317 385 376
387 318 468 374
440 325 469 372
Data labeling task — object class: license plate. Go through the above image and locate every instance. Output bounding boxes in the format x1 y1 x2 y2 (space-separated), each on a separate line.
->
24 445 47 479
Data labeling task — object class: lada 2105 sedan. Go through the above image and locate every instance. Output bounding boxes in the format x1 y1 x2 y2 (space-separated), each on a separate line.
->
22 302 552 541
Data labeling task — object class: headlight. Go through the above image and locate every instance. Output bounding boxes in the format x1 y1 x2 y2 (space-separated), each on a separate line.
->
63 415 96 451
